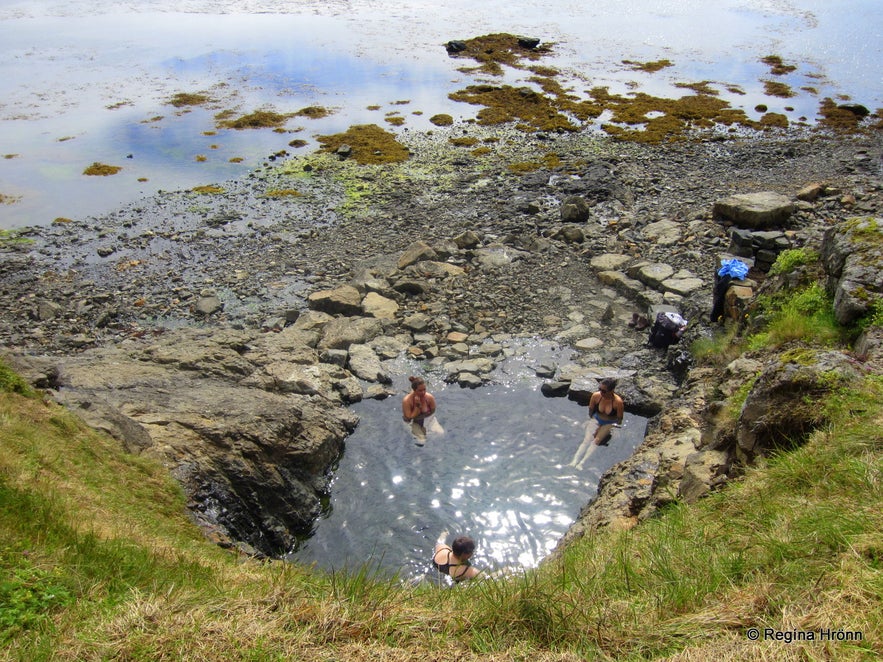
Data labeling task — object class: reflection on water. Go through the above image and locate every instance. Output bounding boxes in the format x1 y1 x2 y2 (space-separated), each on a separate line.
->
291 348 648 583
1 1 880 229
0 11 461 228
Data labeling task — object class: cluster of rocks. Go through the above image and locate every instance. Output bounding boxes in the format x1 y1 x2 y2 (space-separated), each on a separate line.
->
1 128 881 556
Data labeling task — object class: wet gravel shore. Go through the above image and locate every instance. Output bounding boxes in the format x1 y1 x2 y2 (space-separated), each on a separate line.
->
1 126 880 357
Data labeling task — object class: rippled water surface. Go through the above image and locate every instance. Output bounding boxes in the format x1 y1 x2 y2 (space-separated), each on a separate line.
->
292 346 648 583
1 0 880 228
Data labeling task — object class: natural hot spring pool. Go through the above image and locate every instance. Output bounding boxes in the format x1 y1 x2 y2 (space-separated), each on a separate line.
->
290 345 648 583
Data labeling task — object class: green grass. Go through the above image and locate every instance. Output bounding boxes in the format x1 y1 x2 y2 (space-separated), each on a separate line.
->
748 282 844 349
1 337 881 660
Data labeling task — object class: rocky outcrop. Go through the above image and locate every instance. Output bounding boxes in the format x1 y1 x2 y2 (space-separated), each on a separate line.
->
4 326 363 557
821 216 883 325
735 350 866 462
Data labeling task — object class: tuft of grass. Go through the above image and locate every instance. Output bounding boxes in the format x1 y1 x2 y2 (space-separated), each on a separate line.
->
768 247 819 275
168 92 212 108
690 324 746 368
748 282 843 349
0 359 35 397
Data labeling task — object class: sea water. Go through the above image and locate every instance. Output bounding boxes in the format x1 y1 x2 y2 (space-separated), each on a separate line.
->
1 0 880 229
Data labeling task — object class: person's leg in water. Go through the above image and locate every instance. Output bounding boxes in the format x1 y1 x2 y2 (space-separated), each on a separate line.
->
425 415 445 438
570 419 614 470
569 418 599 468
410 419 427 445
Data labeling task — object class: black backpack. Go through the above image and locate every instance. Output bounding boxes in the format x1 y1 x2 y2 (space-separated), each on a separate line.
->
648 312 686 349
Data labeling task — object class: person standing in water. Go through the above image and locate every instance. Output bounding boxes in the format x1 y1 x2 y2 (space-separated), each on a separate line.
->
569 377 624 470
402 376 438 445
432 531 480 583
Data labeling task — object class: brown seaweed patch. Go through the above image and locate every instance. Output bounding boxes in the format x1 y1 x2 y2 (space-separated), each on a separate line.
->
195 155 207 162
385 114 406 126
391 100 411 105
316 124 410 165
817 98 865 132
430 114 454 126
264 189 303 198
471 146 492 157
759 112 789 129
52 217 73 224
169 92 213 108
106 101 133 110
0 193 22 204
507 161 542 174
294 106 333 120
83 162 122 176
3 154 18 159
448 84 578 132
506 152 560 174
448 33 553 76
528 65 560 77
763 81 796 98
141 116 164 124
594 89 750 143
288 139 309 148
229 157 244 163
675 81 720 96
367 105 382 111
192 185 225 194
623 59 673 73
761 55 797 76
449 136 480 147
216 109 294 130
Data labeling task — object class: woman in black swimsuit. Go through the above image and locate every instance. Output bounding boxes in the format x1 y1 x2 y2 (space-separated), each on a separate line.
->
432 532 479 582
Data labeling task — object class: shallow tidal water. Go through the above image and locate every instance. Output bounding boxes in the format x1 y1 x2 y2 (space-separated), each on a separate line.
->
1 0 880 229
291 345 648 584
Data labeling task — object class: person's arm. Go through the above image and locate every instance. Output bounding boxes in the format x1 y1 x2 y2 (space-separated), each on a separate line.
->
615 396 624 425
434 530 449 554
587 392 599 416
402 395 416 422
453 565 480 581
425 393 436 416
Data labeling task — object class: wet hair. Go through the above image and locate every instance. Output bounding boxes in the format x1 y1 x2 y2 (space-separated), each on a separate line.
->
451 536 475 557
599 377 618 392
409 376 426 390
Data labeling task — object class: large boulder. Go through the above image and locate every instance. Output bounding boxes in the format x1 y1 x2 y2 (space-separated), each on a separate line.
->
713 191 794 229
307 285 363 316
318 316 383 350
560 195 591 223
347 344 392 383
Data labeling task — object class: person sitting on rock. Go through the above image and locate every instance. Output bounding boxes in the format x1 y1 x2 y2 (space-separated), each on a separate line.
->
432 531 480 582
569 377 624 470
402 376 438 445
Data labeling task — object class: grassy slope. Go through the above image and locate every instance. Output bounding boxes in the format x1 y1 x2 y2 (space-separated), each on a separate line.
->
1 321 881 661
